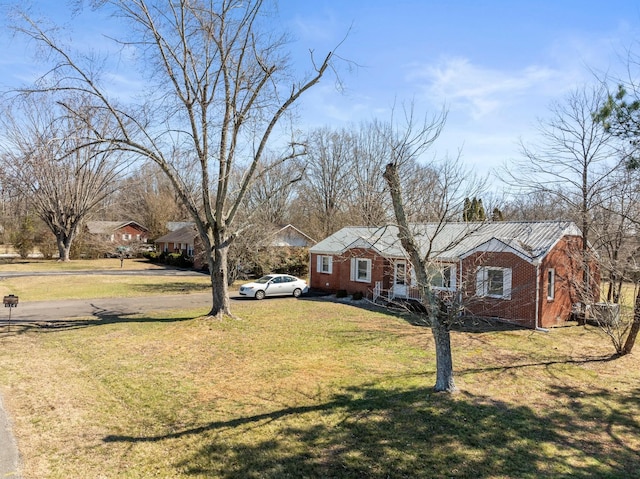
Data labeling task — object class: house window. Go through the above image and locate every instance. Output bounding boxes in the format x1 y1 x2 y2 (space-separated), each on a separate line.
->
317 255 333 274
428 264 455 290
396 262 407 286
122 233 131 241
547 269 555 300
476 267 512 299
350 258 372 283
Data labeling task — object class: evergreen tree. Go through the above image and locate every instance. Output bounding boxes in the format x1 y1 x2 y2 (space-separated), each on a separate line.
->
491 207 504 221
463 197 487 221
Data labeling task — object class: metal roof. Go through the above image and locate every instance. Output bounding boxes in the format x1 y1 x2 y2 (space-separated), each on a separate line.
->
309 221 582 264
86 220 148 234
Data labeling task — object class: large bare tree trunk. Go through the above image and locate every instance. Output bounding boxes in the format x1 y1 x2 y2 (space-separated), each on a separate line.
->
432 317 456 391
208 240 231 318
384 162 456 393
56 235 71 262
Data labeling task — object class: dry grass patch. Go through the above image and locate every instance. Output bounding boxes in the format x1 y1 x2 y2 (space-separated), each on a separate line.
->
0 298 638 478
0 274 211 301
0 258 165 272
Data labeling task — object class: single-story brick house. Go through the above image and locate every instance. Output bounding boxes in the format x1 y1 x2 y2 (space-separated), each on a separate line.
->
86 220 150 244
309 221 599 329
154 224 206 268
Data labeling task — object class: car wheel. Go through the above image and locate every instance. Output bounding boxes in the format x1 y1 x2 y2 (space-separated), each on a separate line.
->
293 288 302 298
255 290 266 300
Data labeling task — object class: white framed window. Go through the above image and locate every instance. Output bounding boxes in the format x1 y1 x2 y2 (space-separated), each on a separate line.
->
317 255 333 274
428 264 456 290
122 233 131 241
547 269 555 300
350 258 372 283
476 267 512 299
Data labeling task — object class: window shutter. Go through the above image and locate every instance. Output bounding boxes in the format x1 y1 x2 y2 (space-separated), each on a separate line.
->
350 258 356 281
503 268 512 300
476 268 486 296
317 255 322 272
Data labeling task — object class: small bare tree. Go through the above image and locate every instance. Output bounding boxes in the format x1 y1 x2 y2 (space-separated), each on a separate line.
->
14 0 335 316
382 105 485 393
0 95 126 261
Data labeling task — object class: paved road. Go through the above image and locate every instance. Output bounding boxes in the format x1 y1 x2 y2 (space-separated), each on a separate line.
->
0 269 221 479
0 292 216 327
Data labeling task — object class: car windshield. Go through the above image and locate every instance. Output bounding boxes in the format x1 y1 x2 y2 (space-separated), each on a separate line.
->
254 275 274 284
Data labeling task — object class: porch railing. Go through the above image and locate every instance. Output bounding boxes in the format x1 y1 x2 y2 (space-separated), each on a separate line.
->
373 281 421 302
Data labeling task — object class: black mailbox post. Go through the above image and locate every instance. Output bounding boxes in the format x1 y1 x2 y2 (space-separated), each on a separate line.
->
3 295 18 331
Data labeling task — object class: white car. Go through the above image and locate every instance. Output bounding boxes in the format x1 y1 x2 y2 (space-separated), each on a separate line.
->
239 274 308 300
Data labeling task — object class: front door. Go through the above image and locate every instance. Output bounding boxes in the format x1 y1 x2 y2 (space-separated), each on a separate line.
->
393 260 408 298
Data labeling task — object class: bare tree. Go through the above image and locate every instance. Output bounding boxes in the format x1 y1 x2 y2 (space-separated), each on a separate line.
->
296 127 354 239
344 120 394 226
386 164 456 392
244 155 305 226
382 105 485 393
503 85 623 319
0 95 126 261
14 0 334 316
594 57 640 355
500 190 571 221
505 85 622 248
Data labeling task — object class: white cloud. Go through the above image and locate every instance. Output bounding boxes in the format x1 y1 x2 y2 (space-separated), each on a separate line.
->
407 57 563 120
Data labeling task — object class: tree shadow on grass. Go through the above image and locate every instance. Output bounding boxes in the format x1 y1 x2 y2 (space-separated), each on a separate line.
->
103 384 640 479
0 308 197 335
303 296 531 334
129 282 211 294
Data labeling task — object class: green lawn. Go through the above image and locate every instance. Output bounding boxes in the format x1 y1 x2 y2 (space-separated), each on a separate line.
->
0 257 166 272
0 259 211 301
0 298 638 477
0 261 638 478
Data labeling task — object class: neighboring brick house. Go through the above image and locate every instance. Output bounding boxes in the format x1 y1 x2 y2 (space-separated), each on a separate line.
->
309 221 599 329
86 220 150 244
154 224 207 269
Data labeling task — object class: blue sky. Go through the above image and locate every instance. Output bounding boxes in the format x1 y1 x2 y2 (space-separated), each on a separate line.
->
2 1 640 184
276 0 640 178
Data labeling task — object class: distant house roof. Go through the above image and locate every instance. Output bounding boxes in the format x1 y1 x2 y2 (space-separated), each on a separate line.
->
86 220 149 235
310 221 583 265
155 224 198 244
268 224 316 247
